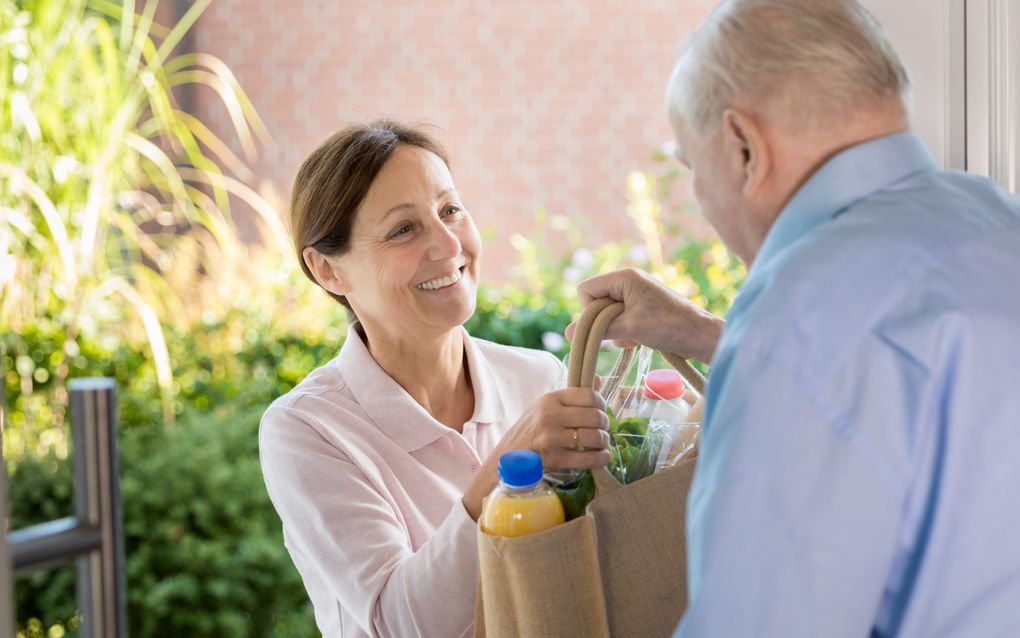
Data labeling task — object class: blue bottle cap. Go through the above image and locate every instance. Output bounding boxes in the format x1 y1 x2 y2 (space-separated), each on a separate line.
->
497 450 544 488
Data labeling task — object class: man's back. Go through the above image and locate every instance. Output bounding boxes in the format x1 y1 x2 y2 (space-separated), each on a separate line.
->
682 134 1020 637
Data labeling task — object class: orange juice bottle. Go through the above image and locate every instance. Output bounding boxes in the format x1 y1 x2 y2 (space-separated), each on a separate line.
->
481 450 565 537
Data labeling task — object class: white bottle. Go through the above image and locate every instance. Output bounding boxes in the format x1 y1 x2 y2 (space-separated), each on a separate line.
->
637 369 692 472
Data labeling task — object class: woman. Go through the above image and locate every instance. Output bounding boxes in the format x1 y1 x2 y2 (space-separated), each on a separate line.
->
259 120 611 637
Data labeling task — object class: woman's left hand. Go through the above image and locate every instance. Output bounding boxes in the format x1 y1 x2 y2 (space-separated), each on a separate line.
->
493 387 611 470
462 387 609 520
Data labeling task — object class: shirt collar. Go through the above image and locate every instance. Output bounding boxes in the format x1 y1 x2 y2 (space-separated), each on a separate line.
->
461 333 507 425
335 324 506 452
749 132 937 278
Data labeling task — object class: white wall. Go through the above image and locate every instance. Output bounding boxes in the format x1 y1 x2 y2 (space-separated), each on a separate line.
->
863 0 1020 192
965 0 1020 191
860 0 965 170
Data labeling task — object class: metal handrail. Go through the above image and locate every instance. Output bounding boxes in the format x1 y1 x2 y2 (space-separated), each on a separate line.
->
10 518 103 572
7 377 127 638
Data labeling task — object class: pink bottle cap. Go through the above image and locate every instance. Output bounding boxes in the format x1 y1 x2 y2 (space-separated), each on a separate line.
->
644 369 685 400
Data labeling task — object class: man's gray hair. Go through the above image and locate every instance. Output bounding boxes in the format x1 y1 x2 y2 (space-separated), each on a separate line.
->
669 0 910 132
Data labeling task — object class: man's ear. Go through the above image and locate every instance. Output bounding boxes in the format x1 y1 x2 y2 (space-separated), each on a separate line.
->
721 108 770 198
303 247 352 297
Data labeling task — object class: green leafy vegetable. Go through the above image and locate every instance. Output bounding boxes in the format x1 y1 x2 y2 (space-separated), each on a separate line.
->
551 408 656 519
549 469 596 521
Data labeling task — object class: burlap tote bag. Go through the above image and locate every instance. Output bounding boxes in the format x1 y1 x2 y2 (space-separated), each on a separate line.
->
475 298 704 638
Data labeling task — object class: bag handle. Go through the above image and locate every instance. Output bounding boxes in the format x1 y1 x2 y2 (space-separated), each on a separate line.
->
566 298 706 494
567 298 706 395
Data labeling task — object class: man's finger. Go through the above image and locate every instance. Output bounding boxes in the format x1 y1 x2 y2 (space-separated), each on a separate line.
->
577 270 629 307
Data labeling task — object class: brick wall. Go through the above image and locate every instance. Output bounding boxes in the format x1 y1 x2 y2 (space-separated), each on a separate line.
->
185 0 713 281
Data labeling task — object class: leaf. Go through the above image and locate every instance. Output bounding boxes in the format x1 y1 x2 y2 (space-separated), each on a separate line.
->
550 470 595 521
0 164 77 289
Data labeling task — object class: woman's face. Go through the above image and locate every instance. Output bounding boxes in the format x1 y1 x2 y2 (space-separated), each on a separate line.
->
330 144 482 338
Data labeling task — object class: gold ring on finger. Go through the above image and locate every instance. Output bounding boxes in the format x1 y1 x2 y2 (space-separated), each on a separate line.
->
572 428 582 451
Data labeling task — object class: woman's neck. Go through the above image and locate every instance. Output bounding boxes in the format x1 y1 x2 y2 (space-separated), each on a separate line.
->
358 322 475 432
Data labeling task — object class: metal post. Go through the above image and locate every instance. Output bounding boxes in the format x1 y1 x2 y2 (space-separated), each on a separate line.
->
69 378 126 638
8 378 126 638
1 370 14 638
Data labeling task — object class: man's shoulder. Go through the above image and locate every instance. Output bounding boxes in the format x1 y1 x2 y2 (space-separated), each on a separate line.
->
740 171 1020 379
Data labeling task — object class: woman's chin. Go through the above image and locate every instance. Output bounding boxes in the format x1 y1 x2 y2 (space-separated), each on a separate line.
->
414 282 477 328
442 297 477 329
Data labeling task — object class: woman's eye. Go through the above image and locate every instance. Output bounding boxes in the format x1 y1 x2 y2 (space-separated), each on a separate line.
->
444 205 464 218
389 224 413 239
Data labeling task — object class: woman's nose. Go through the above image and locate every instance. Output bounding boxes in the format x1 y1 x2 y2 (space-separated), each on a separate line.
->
426 217 461 260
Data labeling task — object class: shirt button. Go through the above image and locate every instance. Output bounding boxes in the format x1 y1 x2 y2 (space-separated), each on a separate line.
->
470 463 479 471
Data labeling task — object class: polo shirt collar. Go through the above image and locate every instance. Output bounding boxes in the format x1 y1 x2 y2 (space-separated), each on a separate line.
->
335 324 507 452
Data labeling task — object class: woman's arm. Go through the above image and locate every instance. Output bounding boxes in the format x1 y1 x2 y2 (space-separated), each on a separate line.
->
260 405 479 638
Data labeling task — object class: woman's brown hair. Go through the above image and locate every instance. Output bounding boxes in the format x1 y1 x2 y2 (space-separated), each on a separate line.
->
290 120 450 312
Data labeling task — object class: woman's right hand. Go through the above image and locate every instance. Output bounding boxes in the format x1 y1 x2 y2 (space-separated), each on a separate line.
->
462 387 610 520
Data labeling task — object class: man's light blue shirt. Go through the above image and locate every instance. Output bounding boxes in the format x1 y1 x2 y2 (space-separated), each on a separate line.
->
676 133 1020 637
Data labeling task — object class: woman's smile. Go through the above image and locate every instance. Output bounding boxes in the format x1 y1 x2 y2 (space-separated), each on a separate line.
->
416 263 468 291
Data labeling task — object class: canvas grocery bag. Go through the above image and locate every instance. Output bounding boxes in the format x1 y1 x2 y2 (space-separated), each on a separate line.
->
475 298 704 638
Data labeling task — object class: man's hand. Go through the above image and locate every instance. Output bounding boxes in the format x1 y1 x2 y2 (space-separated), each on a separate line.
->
566 268 724 364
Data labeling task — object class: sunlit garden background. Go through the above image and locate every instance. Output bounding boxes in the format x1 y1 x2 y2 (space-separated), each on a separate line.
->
2 0 741 635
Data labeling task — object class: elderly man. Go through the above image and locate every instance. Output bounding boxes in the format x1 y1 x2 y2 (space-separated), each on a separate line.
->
575 0 1020 635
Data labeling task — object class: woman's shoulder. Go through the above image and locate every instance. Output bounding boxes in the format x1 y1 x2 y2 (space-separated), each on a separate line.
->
468 336 565 382
259 358 353 440
471 336 567 371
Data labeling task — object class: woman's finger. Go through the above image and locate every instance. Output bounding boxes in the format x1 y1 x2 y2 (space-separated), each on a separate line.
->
553 387 607 410
548 406 609 430
549 449 612 471
562 426 610 451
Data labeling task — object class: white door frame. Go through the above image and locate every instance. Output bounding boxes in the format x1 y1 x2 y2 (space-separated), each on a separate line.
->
964 0 1020 191
861 0 1018 192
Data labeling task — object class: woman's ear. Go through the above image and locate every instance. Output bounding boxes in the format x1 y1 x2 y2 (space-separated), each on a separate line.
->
721 108 771 199
303 247 352 297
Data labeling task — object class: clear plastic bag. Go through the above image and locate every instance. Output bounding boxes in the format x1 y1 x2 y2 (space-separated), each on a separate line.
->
599 345 701 484
547 345 703 519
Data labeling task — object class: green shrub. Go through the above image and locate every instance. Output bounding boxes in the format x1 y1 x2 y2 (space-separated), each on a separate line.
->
2 306 343 465
6 192 745 638
11 404 318 637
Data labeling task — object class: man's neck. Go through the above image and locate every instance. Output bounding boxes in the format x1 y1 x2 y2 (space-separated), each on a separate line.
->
747 106 910 264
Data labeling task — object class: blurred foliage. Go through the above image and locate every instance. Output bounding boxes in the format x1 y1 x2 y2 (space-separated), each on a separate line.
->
1 0 333 635
2 2 746 636
0 0 277 425
6 171 743 635
467 166 745 364
6 137 744 638
3 305 344 467
12 406 317 637
0 0 343 461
